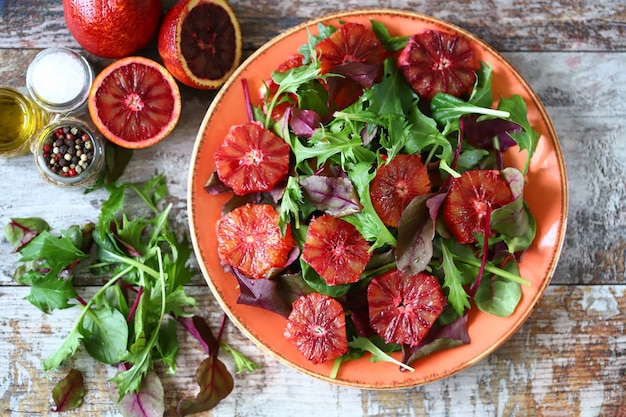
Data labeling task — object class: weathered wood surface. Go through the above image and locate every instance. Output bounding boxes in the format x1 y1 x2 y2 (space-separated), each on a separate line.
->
1 0 626 416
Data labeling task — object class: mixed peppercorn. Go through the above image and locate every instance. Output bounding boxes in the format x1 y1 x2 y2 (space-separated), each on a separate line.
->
42 125 95 177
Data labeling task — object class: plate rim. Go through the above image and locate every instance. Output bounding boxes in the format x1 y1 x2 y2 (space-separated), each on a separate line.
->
187 8 569 389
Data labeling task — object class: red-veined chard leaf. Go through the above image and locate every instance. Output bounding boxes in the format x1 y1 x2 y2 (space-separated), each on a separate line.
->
4 217 50 252
177 315 218 354
177 355 234 416
396 193 445 276
51 368 84 412
234 269 292 317
300 175 361 217
402 314 470 367
290 107 323 138
463 114 519 151
117 369 164 417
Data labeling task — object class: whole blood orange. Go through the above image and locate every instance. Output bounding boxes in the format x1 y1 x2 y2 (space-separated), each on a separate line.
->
158 0 242 90
63 0 162 59
88 56 181 149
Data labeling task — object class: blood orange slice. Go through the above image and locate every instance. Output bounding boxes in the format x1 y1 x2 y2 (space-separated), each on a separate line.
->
367 269 446 347
315 22 387 75
158 0 242 90
214 122 291 196
370 154 431 228
442 170 514 244
216 203 294 279
88 56 181 149
301 214 372 286
397 29 478 101
284 292 348 364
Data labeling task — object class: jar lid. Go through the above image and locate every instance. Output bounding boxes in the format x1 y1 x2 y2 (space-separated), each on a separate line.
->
26 47 94 114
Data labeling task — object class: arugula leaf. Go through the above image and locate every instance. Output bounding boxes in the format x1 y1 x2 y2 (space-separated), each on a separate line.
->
370 19 409 52
497 94 541 174
438 239 471 317
348 336 414 372
43 325 84 372
431 93 511 126
220 343 261 374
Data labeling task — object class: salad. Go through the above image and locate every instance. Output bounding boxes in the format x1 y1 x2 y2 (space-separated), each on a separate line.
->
204 18 539 376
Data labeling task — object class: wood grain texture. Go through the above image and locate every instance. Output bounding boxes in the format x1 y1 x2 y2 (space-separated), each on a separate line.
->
2 285 625 416
0 0 625 52
1 0 625 416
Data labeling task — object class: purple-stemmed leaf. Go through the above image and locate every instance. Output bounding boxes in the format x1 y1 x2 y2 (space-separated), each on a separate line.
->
204 171 231 195
300 175 361 217
290 108 322 138
402 314 470 367
177 356 234 416
331 61 384 89
464 114 519 151
4 217 50 252
117 370 164 417
396 193 445 276
234 269 292 317
51 368 84 412
177 315 219 354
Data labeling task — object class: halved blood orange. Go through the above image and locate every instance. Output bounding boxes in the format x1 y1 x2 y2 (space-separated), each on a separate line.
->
367 269 446 347
397 29 478 101
214 122 291 195
88 56 181 149
301 214 372 286
216 203 295 279
158 0 242 90
284 292 348 364
370 154 431 228
442 170 514 244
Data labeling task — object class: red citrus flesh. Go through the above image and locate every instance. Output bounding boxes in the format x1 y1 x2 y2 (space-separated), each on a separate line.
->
214 122 291 196
442 170 515 244
63 0 162 59
367 269 446 347
301 214 372 286
370 154 431 228
158 0 242 89
88 57 181 149
284 292 348 364
397 29 478 101
315 22 387 74
216 203 295 279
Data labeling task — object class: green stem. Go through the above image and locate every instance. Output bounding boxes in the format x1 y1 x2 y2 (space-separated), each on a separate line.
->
458 257 531 286
103 251 161 280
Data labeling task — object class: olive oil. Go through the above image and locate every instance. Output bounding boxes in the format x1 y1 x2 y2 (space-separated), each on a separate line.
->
0 87 46 156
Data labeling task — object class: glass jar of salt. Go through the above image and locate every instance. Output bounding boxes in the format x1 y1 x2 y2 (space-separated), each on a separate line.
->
25 47 105 187
26 47 94 114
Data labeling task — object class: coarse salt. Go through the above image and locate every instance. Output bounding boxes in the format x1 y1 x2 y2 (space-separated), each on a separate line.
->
29 50 87 105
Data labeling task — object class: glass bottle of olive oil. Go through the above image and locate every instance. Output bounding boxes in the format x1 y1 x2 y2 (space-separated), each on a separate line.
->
0 87 48 157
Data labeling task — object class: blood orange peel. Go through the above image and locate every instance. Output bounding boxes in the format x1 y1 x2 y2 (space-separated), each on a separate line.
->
284 292 348 364
216 203 295 280
214 122 291 196
158 0 242 90
88 56 181 149
367 269 446 347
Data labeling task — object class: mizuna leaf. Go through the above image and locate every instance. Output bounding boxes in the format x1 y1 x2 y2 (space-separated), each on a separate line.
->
51 368 84 412
177 356 234 416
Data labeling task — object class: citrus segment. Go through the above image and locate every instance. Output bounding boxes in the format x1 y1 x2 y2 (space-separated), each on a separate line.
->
88 56 181 149
398 29 478 100
367 269 446 347
214 122 291 196
370 154 431 228
301 214 372 286
158 0 242 90
216 203 295 279
442 170 515 244
284 292 348 364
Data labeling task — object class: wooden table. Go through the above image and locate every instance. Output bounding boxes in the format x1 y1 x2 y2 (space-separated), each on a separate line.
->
1 1 625 416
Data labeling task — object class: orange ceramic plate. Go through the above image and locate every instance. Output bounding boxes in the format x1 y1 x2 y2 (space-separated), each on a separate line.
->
188 9 567 388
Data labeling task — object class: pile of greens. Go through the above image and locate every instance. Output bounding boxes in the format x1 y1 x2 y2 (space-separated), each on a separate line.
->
5 175 257 416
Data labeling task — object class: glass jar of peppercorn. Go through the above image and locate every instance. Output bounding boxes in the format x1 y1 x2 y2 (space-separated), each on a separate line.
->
33 117 105 187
